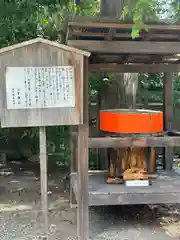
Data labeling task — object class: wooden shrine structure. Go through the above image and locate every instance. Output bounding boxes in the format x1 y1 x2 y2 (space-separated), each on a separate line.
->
66 16 180 240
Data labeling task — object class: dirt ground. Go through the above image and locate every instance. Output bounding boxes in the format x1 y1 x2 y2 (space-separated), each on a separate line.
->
0 164 180 240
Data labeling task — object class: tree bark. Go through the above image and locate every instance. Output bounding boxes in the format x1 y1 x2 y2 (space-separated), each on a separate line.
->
100 0 138 109
100 0 129 18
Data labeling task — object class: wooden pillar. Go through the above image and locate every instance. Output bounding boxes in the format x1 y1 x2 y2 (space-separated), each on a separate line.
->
70 126 77 207
163 72 174 170
77 56 89 239
39 126 48 238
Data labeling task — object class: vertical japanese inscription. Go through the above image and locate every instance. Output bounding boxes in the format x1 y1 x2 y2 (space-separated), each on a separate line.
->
6 66 75 109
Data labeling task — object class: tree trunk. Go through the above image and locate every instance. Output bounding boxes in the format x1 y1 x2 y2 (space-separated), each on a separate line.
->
104 72 138 109
100 0 129 18
100 0 138 109
99 0 149 182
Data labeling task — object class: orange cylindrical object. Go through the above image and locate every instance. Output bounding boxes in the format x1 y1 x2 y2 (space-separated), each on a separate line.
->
100 109 163 134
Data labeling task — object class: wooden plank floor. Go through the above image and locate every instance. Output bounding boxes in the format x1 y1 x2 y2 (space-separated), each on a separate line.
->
71 171 180 206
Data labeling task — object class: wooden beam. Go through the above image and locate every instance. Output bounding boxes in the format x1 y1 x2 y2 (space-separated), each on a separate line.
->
77 56 89 240
69 15 180 26
164 72 174 170
71 31 180 41
68 40 180 54
89 136 180 148
89 63 180 73
68 19 180 31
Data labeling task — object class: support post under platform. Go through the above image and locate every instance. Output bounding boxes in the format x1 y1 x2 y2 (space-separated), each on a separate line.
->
164 72 174 170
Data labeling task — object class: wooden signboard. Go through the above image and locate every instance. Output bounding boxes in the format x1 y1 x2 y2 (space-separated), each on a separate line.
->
0 38 90 239
0 38 90 128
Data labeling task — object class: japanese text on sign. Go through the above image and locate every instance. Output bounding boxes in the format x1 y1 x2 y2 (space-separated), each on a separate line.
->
5 66 75 109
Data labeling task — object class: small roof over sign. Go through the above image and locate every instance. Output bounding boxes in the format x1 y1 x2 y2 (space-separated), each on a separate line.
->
0 37 91 57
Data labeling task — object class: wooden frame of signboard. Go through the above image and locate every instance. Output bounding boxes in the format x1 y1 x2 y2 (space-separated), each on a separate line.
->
0 37 90 239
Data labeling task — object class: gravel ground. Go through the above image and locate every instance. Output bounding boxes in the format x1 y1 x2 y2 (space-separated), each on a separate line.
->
0 204 179 240
0 170 180 239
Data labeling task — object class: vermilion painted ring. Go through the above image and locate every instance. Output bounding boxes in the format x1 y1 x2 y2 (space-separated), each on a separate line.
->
100 109 163 134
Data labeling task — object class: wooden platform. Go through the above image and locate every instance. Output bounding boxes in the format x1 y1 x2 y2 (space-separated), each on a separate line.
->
71 171 180 206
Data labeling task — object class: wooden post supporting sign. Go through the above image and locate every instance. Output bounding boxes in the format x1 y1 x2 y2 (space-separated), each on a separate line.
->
39 126 48 238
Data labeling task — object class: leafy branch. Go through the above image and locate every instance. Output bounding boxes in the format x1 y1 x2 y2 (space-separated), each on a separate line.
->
121 0 164 38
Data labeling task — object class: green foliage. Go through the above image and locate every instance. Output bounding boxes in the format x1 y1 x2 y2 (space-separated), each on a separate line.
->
170 0 180 20
173 73 180 90
121 0 179 38
138 73 180 125
121 0 160 38
137 73 163 105
0 0 100 167
173 74 180 120
139 73 164 91
0 0 77 47
75 0 100 16
46 126 71 167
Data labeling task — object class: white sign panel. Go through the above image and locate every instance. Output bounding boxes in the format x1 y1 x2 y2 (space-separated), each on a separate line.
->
5 66 75 109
